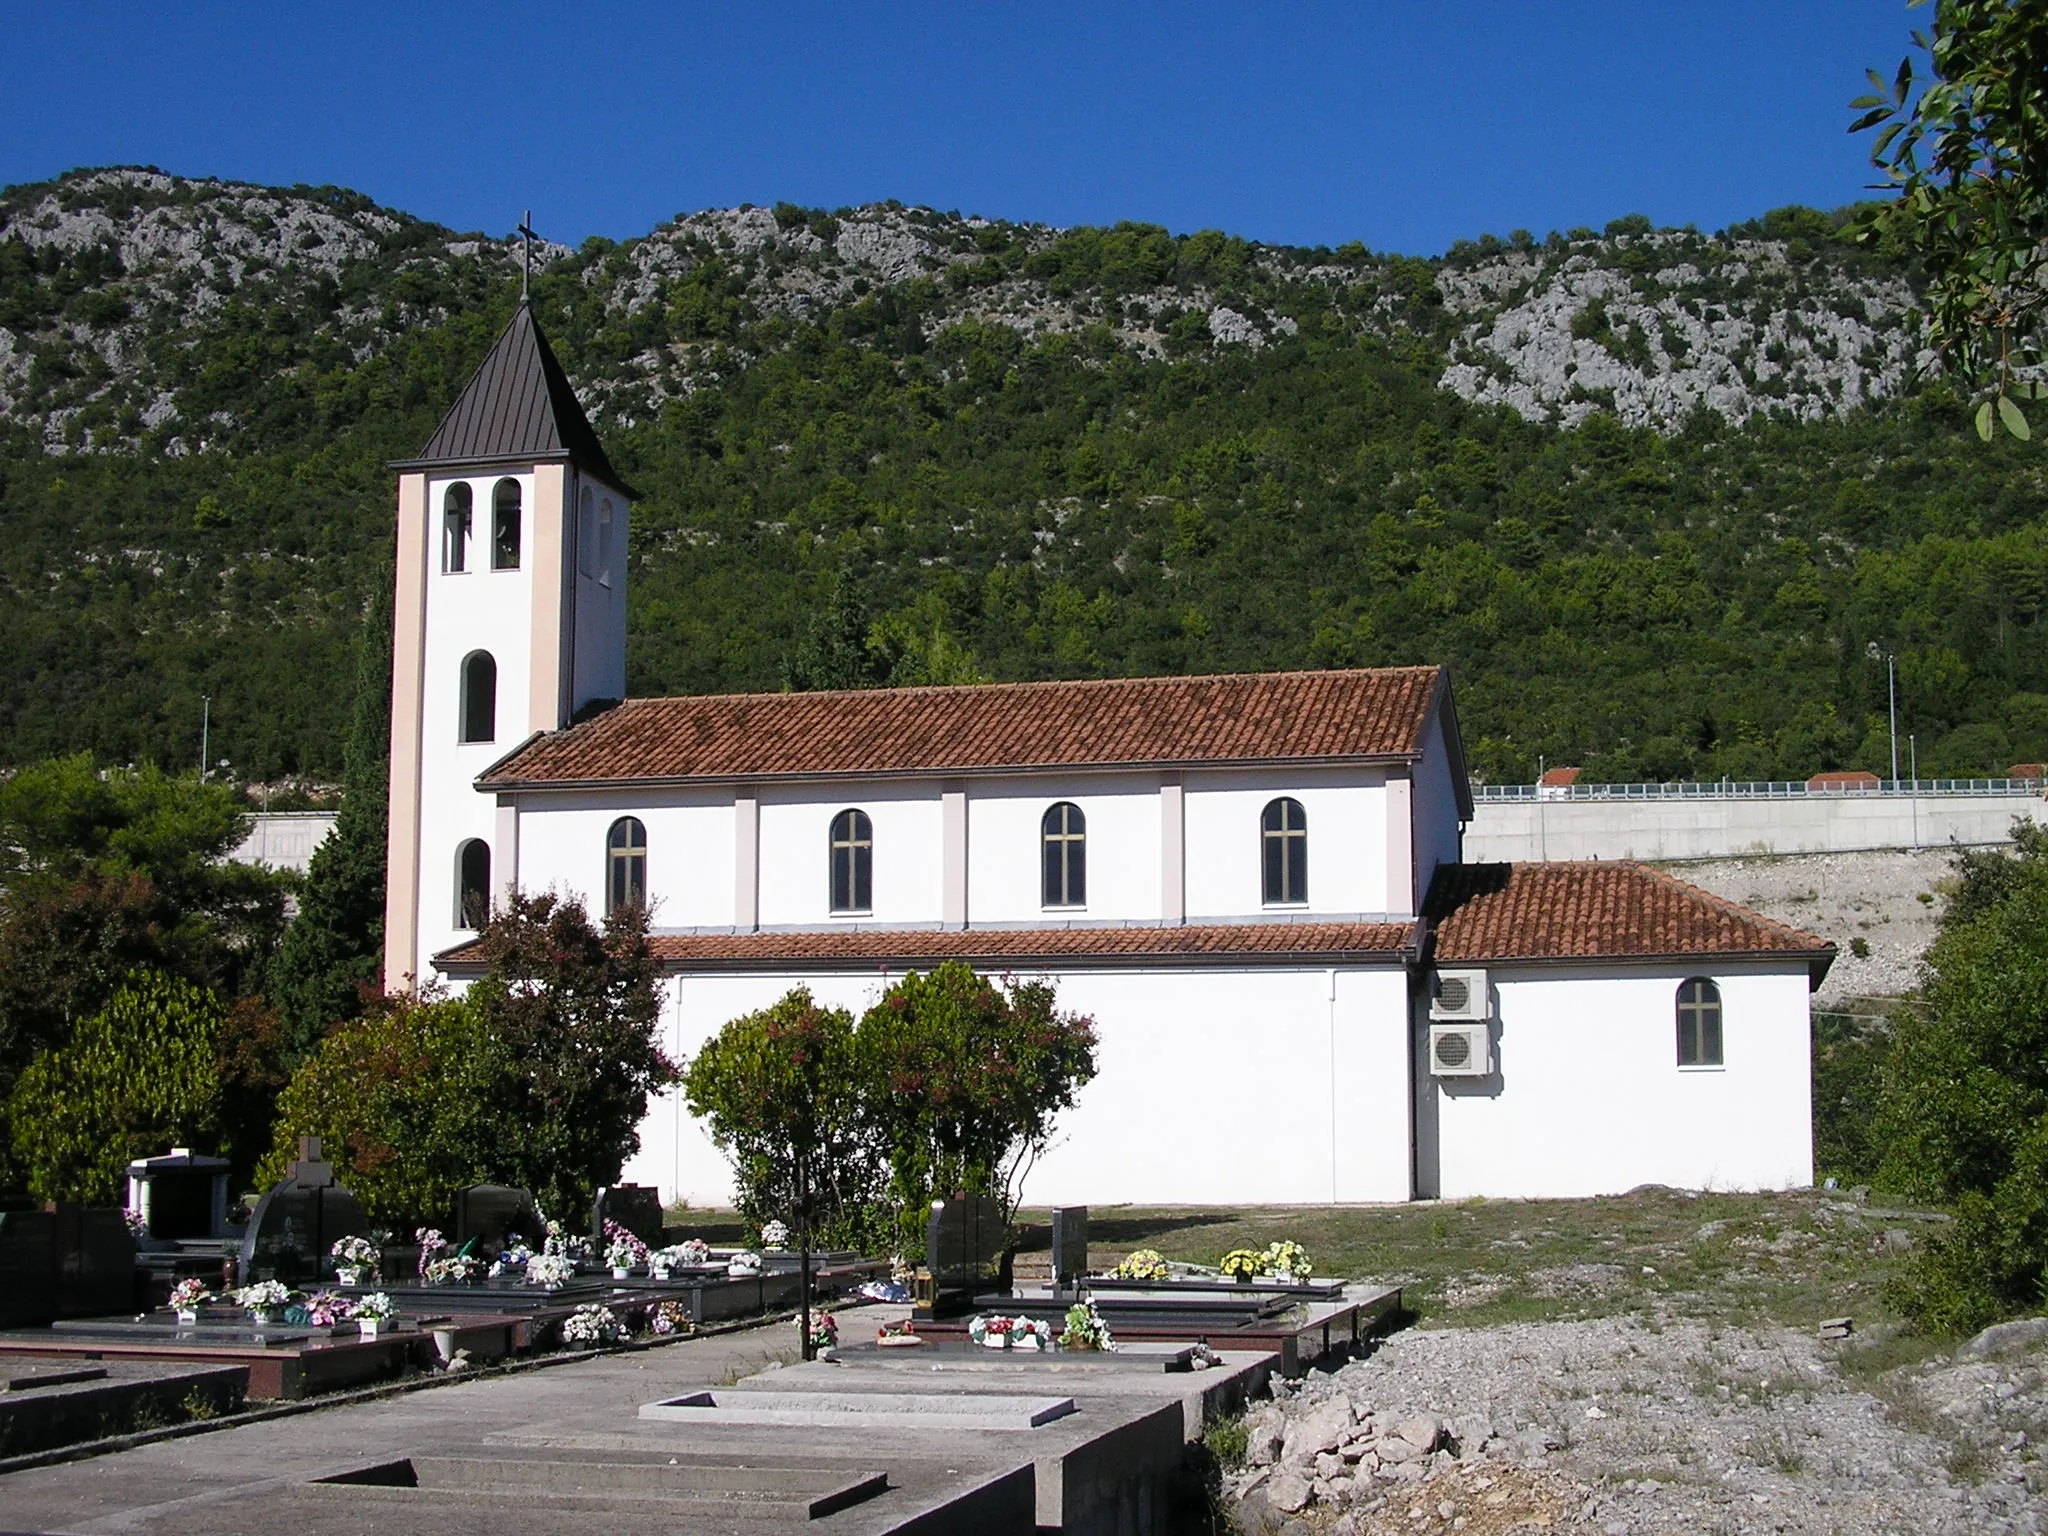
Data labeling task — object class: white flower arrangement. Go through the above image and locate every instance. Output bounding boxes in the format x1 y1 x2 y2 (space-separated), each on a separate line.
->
331 1235 379 1268
560 1303 628 1347
649 1299 693 1335
232 1280 290 1316
123 1207 149 1240
759 1219 790 1249
1059 1300 1115 1352
168 1278 211 1312
1261 1240 1312 1279
602 1220 649 1271
526 1252 575 1287
678 1238 710 1266
424 1252 484 1286
353 1292 397 1321
726 1249 763 1276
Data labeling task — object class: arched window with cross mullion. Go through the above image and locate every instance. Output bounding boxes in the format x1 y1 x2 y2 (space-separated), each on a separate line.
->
1041 802 1086 908
829 809 872 914
1676 977 1723 1066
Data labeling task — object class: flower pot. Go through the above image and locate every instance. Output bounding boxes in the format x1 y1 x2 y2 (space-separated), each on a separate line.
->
650 1266 671 1280
1234 1273 1252 1286
612 1267 631 1279
981 1334 1010 1350
1271 1271 1295 1285
358 1318 381 1340
249 1310 274 1328
175 1309 198 1326
336 1267 363 1286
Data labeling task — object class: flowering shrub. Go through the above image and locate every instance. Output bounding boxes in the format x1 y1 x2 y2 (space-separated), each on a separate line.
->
526 1252 575 1287
760 1219 791 1249
354 1292 397 1321
1059 1300 1115 1352
560 1303 628 1347
168 1278 210 1311
1110 1248 1169 1281
1219 1249 1264 1280
1261 1240 1312 1279
807 1310 838 1350
302 1290 354 1326
424 1252 484 1285
649 1299 693 1335
232 1280 290 1315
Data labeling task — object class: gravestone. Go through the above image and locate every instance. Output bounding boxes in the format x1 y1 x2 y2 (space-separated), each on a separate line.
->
50 1204 136 1318
591 1184 663 1249
125 1148 231 1241
1050 1205 1089 1290
453 1185 542 1257
0 1211 57 1328
917 1195 1010 1319
238 1137 371 1287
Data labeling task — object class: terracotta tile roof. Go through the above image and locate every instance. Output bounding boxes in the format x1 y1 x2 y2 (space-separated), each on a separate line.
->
436 921 1416 973
1426 862 1835 974
480 667 1450 787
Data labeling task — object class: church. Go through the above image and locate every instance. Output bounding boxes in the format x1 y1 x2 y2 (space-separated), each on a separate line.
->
384 304 1834 1209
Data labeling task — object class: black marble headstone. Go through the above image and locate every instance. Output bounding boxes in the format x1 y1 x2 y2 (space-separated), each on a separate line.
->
50 1204 136 1318
453 1184 542 1256
590 1184 663 1249
919 1194 1009 1317
238 1137 371 1286
1050 1205 1089 1288
0 1211 56 1328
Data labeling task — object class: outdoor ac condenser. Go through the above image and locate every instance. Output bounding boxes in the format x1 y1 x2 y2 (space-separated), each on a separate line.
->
1429 1022 1493 1077
1430 968 1491 1021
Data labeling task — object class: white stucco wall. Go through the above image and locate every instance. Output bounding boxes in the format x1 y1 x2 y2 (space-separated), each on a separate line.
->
1421 963 1814 1200
1182 768 1397 919
757 785 945 925
512 791 735 929
569 475 628 708
965 774 1163 922
621 963 1415 1210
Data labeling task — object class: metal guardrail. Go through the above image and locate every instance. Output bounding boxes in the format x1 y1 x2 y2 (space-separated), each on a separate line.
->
1473 779 2046 801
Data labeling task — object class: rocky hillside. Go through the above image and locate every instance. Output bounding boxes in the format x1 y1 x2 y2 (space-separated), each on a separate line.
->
0 168 1926 454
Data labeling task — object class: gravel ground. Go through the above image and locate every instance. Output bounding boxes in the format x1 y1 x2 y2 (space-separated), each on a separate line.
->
1660 849 1952 1005
1225 1315 2047 1535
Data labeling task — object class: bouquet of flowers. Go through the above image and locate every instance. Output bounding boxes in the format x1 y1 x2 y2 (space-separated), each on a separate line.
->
169 1278 210 1318
353 1292 398 1322
1261 1240 1312 1279
1059 1300 1115 1352
649 1299 693 1336
560 1303 628 1347
526 1251 576 1288
1109 1248 1169 1281
759 1219 791 1249
968 1313 1015 1347
302 1290 354 1326
415 1227 447 1279
124 1207 149 1240
425 1252 485 1286
726 1249 762 1276
678 1238 711 1266
603 1220 648 1272
331 1235 380 1282
232 1280 291 1319
806 1311 838 1351
1009 1316 1052 1351
1219 1249 1264 1281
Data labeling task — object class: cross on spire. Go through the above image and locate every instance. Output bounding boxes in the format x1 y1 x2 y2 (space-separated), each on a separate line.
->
516 209 540 303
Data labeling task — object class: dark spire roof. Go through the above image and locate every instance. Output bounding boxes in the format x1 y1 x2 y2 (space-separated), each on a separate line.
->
392 302 637 496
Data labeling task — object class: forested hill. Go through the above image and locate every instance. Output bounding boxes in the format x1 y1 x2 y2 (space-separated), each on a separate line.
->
2 165 2043 787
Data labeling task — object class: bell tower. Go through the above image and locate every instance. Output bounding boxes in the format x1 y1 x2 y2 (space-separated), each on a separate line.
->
383 302 636 987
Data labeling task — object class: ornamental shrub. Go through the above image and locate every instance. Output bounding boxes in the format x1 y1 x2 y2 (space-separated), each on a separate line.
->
8 969 225 1203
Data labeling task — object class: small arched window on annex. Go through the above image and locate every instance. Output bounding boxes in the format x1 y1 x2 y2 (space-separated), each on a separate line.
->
491 477 522 570
1676 977 1724 1067
607 816 648 915
597 496 614 588
576 486 596 578
829 808 873 914
442 481 473 572
1042 802 1086 908
1261 797 1308 905
455 838 491 930
459 650 497 744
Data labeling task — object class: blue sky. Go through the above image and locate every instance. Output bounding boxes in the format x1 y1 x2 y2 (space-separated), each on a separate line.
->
3 2 1919 254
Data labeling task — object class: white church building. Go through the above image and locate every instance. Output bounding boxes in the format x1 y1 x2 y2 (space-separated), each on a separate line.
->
384 305 1835 1208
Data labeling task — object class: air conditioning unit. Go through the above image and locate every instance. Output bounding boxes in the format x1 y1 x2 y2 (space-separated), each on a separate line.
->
1430 968 1491 1021
1429 1022 1493 1077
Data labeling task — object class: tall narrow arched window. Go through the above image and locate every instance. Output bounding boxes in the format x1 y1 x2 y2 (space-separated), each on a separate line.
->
598 497 614 587
442 482 472 572
576 486 596 578
607 817 647 914
1261 797 1308 905
459 651 497 744
491 477 522 570
456 839 491 929
829 809 872 914
1042 802 1086 908
1676 977 1724 1067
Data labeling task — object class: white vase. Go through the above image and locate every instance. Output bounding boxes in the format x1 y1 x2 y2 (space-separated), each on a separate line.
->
359 1318 381 1340
651 1266 670 1280
612 1266 630 1279
982 1334 1010 1350
337 1267 362 1286
175 1308 198 1325
249 1310 274 1328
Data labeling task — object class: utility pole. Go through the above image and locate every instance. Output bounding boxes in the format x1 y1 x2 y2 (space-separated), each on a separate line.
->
200 696 211 782
1888 654 1900 787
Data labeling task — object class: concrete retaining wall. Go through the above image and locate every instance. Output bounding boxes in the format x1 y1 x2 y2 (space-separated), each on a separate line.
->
1465 793 2045 863
232 812 338 872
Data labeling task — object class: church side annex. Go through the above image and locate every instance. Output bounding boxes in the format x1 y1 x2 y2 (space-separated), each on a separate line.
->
386 304 1835 1207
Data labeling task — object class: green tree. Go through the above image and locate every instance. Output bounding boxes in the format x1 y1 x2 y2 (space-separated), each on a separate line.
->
7 970 224 1203
466 891 675 1219
1856 0 2048 437
259 992 504 1226
266 597 391 1063
1877 823 2048 1332
682 988 887 1248
781 570 889 691
858 963 1097 1243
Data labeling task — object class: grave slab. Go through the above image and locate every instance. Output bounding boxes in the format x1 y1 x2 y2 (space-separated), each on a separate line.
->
0 1359 247 1458
641 1388 1079 1431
